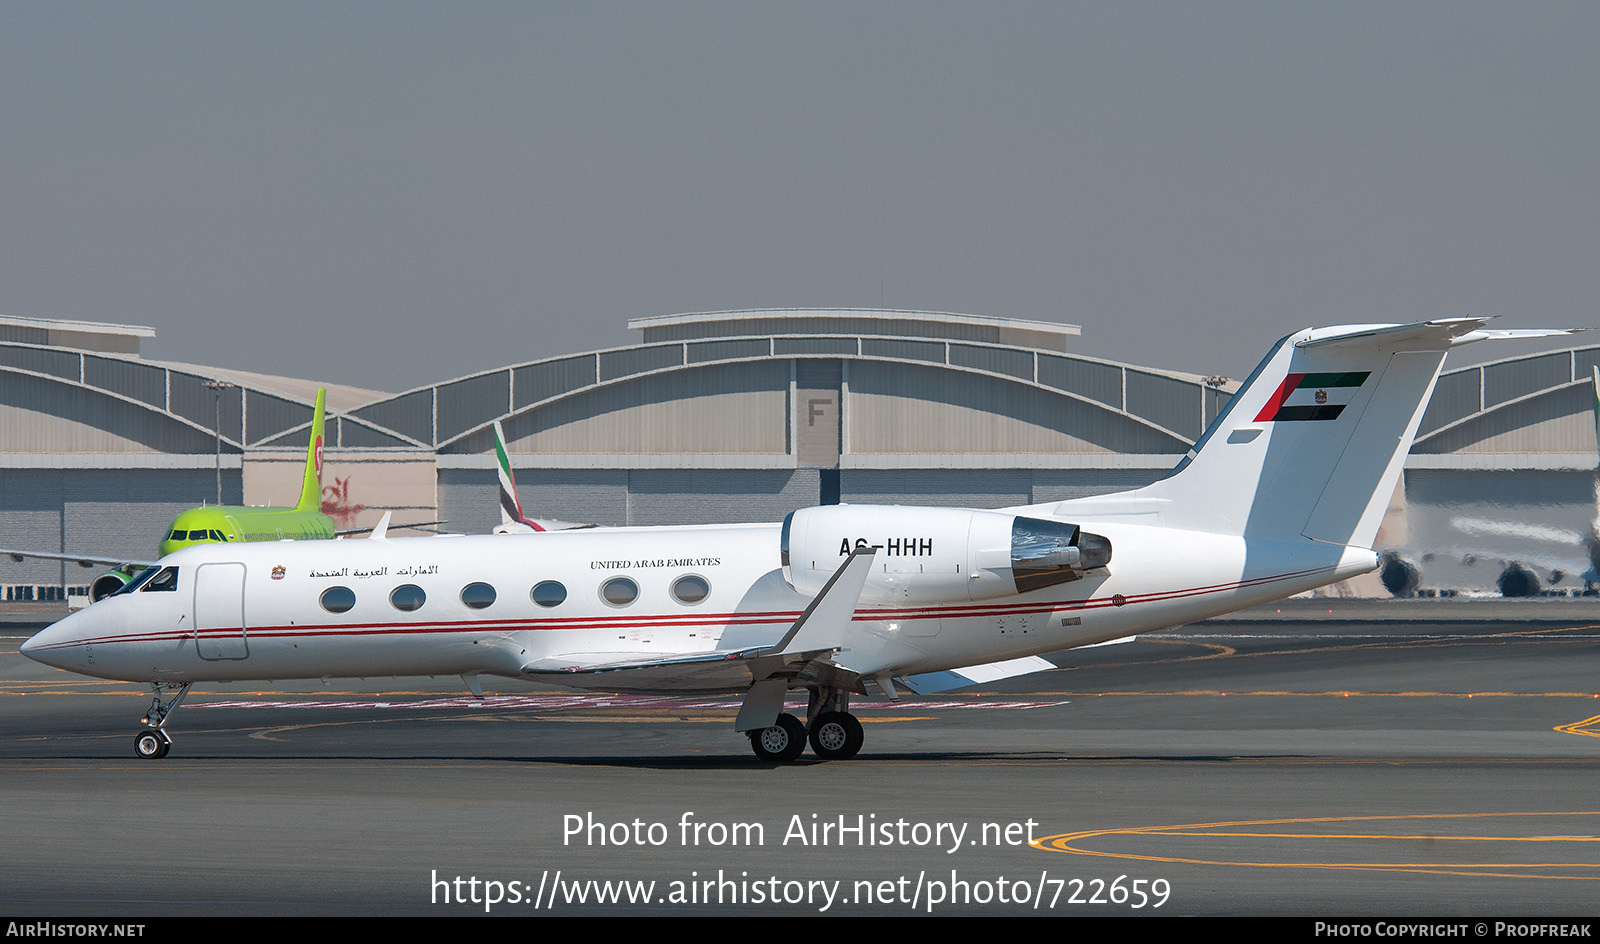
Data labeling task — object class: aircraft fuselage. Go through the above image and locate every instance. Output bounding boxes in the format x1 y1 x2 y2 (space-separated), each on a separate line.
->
24 520 1375 690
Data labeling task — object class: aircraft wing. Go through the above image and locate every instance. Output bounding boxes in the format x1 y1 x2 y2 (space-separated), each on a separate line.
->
520 645 788 692
0 548 154 569
520 549 882 696
898 655 1059 695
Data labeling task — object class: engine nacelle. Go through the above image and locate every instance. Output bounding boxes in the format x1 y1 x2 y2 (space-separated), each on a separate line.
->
89 567 138 602
780 505 1111 604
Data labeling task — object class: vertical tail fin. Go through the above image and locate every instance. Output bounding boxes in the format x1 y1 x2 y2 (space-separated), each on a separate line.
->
295 388 326 513
494 420 541 532
1140 319 1568 547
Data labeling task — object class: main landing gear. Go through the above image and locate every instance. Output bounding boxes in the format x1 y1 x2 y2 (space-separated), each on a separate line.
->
807 711 864 760
133 682 190 760
749 713 807 762
746 687 865 763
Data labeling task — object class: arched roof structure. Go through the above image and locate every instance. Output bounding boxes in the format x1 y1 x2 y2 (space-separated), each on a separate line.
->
1412 345 1600 467
342 309 1236 468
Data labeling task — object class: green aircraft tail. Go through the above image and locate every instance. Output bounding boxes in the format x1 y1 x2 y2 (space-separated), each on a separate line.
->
295 388 327 513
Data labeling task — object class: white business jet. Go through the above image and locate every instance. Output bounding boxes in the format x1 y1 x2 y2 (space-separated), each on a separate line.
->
20 319 1566 761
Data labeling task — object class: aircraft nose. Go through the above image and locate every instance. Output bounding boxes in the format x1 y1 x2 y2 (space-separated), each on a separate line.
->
19 618 81 670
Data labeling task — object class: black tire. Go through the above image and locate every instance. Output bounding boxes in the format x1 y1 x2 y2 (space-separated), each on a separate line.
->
134 729 168 760
808 711 864 760
748 712 806 762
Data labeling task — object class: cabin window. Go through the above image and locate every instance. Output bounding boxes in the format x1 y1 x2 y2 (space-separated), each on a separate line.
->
460 582 497 610
390 584 426 612
600 576 638 607
142 567 180 592
671 574 710 605
531 581 567 608
320 586 356 614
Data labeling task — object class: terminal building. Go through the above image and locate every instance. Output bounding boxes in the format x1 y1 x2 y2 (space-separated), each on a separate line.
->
1 310 1594 599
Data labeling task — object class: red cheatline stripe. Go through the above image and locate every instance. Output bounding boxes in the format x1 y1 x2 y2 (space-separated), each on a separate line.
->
37 612 803 648
1252 373 1304 422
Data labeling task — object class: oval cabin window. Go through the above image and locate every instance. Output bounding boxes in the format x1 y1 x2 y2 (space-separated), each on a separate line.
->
460 582 497 610
600 576 638 607
531 581 567 608
320 586 356 614
671 574 710 605
390 584 426 612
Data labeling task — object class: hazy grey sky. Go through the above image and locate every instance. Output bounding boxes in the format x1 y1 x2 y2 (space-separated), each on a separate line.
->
3 2 1595 393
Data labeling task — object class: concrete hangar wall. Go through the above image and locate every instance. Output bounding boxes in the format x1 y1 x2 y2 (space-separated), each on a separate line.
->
416 309 1235 533
3 308 1587 598
0 309 1232 598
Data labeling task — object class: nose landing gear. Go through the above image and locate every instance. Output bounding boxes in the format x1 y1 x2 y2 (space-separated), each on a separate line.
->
134 682 190 759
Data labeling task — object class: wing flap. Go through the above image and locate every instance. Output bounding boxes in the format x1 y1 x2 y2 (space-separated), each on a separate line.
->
520 646 781 693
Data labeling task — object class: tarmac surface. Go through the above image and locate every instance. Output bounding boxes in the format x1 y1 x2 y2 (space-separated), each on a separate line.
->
2 597 1598 917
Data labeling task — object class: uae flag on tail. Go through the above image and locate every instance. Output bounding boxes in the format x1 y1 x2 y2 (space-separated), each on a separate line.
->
1253 371 1370 422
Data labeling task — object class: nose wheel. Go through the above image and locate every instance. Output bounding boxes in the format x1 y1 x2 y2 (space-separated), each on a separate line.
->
134 728 171 759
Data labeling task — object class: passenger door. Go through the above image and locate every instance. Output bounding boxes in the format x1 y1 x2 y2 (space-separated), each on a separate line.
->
193 562 249 660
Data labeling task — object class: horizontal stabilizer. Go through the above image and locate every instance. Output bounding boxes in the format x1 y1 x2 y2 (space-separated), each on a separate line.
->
898 655 1057 695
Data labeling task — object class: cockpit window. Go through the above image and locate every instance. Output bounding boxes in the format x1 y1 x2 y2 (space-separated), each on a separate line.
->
142 566 180 592
113 565 161 596
168 530 184 541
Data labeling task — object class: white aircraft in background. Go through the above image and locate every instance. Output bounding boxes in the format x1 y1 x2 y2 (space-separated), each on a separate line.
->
21 319 1567 761
1379 364 1600 597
